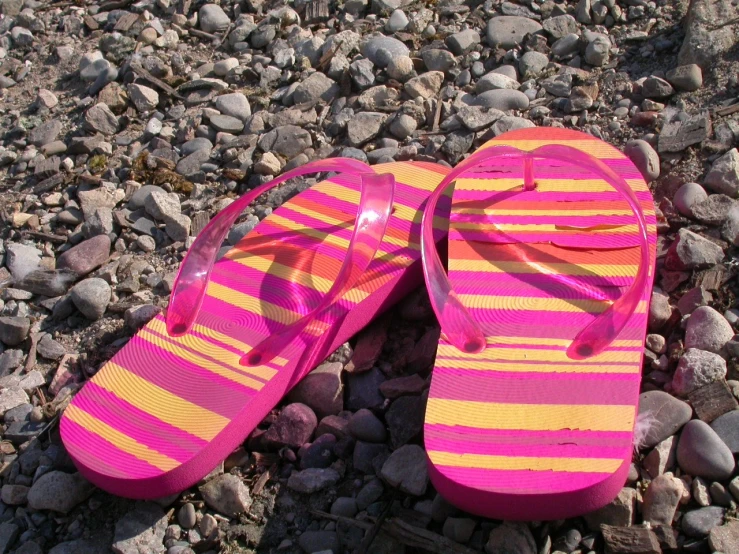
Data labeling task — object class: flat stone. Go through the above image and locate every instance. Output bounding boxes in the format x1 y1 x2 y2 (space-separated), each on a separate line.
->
57 235 111 276
643 473 683 525
677 419 735 480
485 522 536 554
5 243 41 281
543 14 578 39
18 269 77 297
658 112 711 153
673 348 727 396
642 76 674 99
476 72 520 93
209 114 244 133
636 391 693 448
380 444 428 495
361 35 410 67
421 49 456 73
293 72 339 105
710 410 739 454
447 29 480 55
347 112 387 146
685 306 734 354
199 474 252 517
112 504 167 554
486 16 542 49
664 228 724 270
287 467 340 493
683 506 725 537
27 471 94 514
644 436 678 478
0 388 29 418
287 362 343 419
691 194 737 225
705 148 739 197
258 125 312 158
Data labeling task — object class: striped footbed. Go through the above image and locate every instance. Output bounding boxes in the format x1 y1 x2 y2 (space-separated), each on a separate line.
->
60 161 450 488
425 128 657 499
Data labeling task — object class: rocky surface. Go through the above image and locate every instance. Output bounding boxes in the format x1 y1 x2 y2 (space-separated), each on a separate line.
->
0 0 736 553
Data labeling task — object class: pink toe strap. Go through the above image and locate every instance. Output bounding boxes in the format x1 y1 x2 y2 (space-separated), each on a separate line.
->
166 158 395 366
421 143 651 360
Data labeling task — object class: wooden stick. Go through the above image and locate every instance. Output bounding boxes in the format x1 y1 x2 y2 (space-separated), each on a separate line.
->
129 61 185 101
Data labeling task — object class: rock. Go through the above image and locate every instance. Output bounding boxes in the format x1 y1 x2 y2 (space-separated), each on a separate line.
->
293 72 339 105
389 114 417 139
709 520 739 553
685 306 734 354
57 235 111 276
710 410 739 454
543 14 578 39
199 4 231 33
387 56 415 81
404 71 444 100
350 58 376 89
145 191 180 222
722 204 739 244
551 33 581 58
476 72 520 93
444 517 476 544
287 467 340 493
199 474 251 517
678 286 714 316
585 36 610 66
486 16 542 49
519 51 549 79
331 497 358 518
264 403 317 448
674 182 709 217
643 473 683 525
112 504 167 554
214 57 238 76
1 484 28 505
683 506 725 537
649 289 672 330
27 471 93 514
624 140 660 182
37 334 65 360
70 278 111 320
386 9 409 32
0 317 29 346
128 84 159 112
665 228 724 270
258 125 312 158
637 391 692 448
215 93 251 121
657 112 711 153
473 89 529 111
348 409 387 443
0 523 18 554
485 522 536 554
583 488 636 530
84 103 119 135
124 304 161 332
176 149 211 176
666 64 703 92
209 114 244 133
297 530 339 554
678 0 739 69
287 362 343 418
361 35 410 67
644 436 678 478
0 388 29 417
347 112 387 147
677 419 735 480
447 29 480 55
28 119 62 147
380 444 428 495
673 348 727 396
17 269 77 297
705 148 739 197
642 76 674 99
5 243 41 281
421 49 456 73
177 503 196 529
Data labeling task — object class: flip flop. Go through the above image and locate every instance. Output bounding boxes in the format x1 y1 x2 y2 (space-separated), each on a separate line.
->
420 127 656 520
60 158 450 498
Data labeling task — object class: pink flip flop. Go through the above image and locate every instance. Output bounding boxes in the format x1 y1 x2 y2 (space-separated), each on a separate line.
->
60 159 449 498
420 127 657 520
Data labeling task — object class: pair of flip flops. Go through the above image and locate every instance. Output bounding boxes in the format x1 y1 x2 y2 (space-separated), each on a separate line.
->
60 127 656 521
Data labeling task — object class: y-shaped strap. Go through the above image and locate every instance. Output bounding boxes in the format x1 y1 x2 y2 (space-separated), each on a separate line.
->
420 144 651 360
167 158 395 366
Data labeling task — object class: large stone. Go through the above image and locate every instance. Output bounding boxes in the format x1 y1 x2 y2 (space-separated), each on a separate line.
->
127 84 159 112
683 506 725 537
5 243 41 281
673 348 727 396
485 522 536 554
637 391 693 448
705 148 739 197
347 112 387 147
293 72 339 105
199 474 252 517
199 4 231 33
258 125 312 158
380 444 428 495
215 93 251 121
447 29 480 55
70 278 111 320
57 235 111 276
666 64 703 92
287 362 343 419
624 140 660 182
361 35 409 67
642 473 683 525
263 403 317 448
27 471 94 514
678 0 739 69
486 16 542 49
710 410 739 454
404 71 444 100
28 119 62 147
84 104 119 135
111 504 167 554
685 306 734 355
664 228 724 270
472 89 530 111
0 317 29 347
677 420 735 480
657 112 711 153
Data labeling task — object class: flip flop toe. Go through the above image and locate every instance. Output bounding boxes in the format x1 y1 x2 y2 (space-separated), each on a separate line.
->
421 128 657 520
61 159 450 498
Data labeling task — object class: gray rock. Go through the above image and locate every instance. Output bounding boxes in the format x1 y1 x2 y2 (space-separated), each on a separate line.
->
666 64 703 92
199 474 252 517
543 14 578 39
404 71 444 99
28 119 62 147
258 125 312 158
347 112 387 147
350 58 375 89
0 483 28 505
677 287 712 316
17 269 77 297
209 114 244 133
710 410 739 454
57 235 111 276
486 16 542 49
199 4 231 33
128 84 159 112
721 204 739 245
678 0 739 69
5 243 41 281
70 278 111 320
0 388 28 417
642 473 683 525
215 93 251 121
112 504 167 554
447 29 480 55
0 523 18 554
176 149 211 176
476 72 520 93
583 487 636 530
472 89 530 111
541 73 573 97
348 408 387 443
389 114 417 139
457 106 504 131
250 24 276 49
637 391 692 448
287 467 340 493
361 35 410 67
665 228 724 270
624 140 660 182
644 436 678 478
37 334 66 360
177 503 196 529
673 348 727 396
705 148 739 197
682 506 725 537
331 497 358 517
485 522 536 554
293 72 339 105
585 36 610 66
551 34 581 58
519 51 549 79
658 112 711 153
297 530 339 554
145 191 180 222
264 403 317 448
124 304 161 332
1 349 27 373
227 217 259 245
0 317 29 346
674 182 708 217
442 130 474 164
443 517 476 544
380 444 428 495
179 138 213 157
685 306 734 354
677 420 735 480
387 55 415 81
287 362 343 418
84 103 119 135
421 49 456 73
386 9 409 32
27 471 94 514
642 76 674 99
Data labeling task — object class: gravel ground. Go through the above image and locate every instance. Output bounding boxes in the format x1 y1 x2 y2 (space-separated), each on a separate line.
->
0 0 737 552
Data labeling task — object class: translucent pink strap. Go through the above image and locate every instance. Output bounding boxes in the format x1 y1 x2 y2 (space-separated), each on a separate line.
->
421 144 651 360
167 158 395 367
